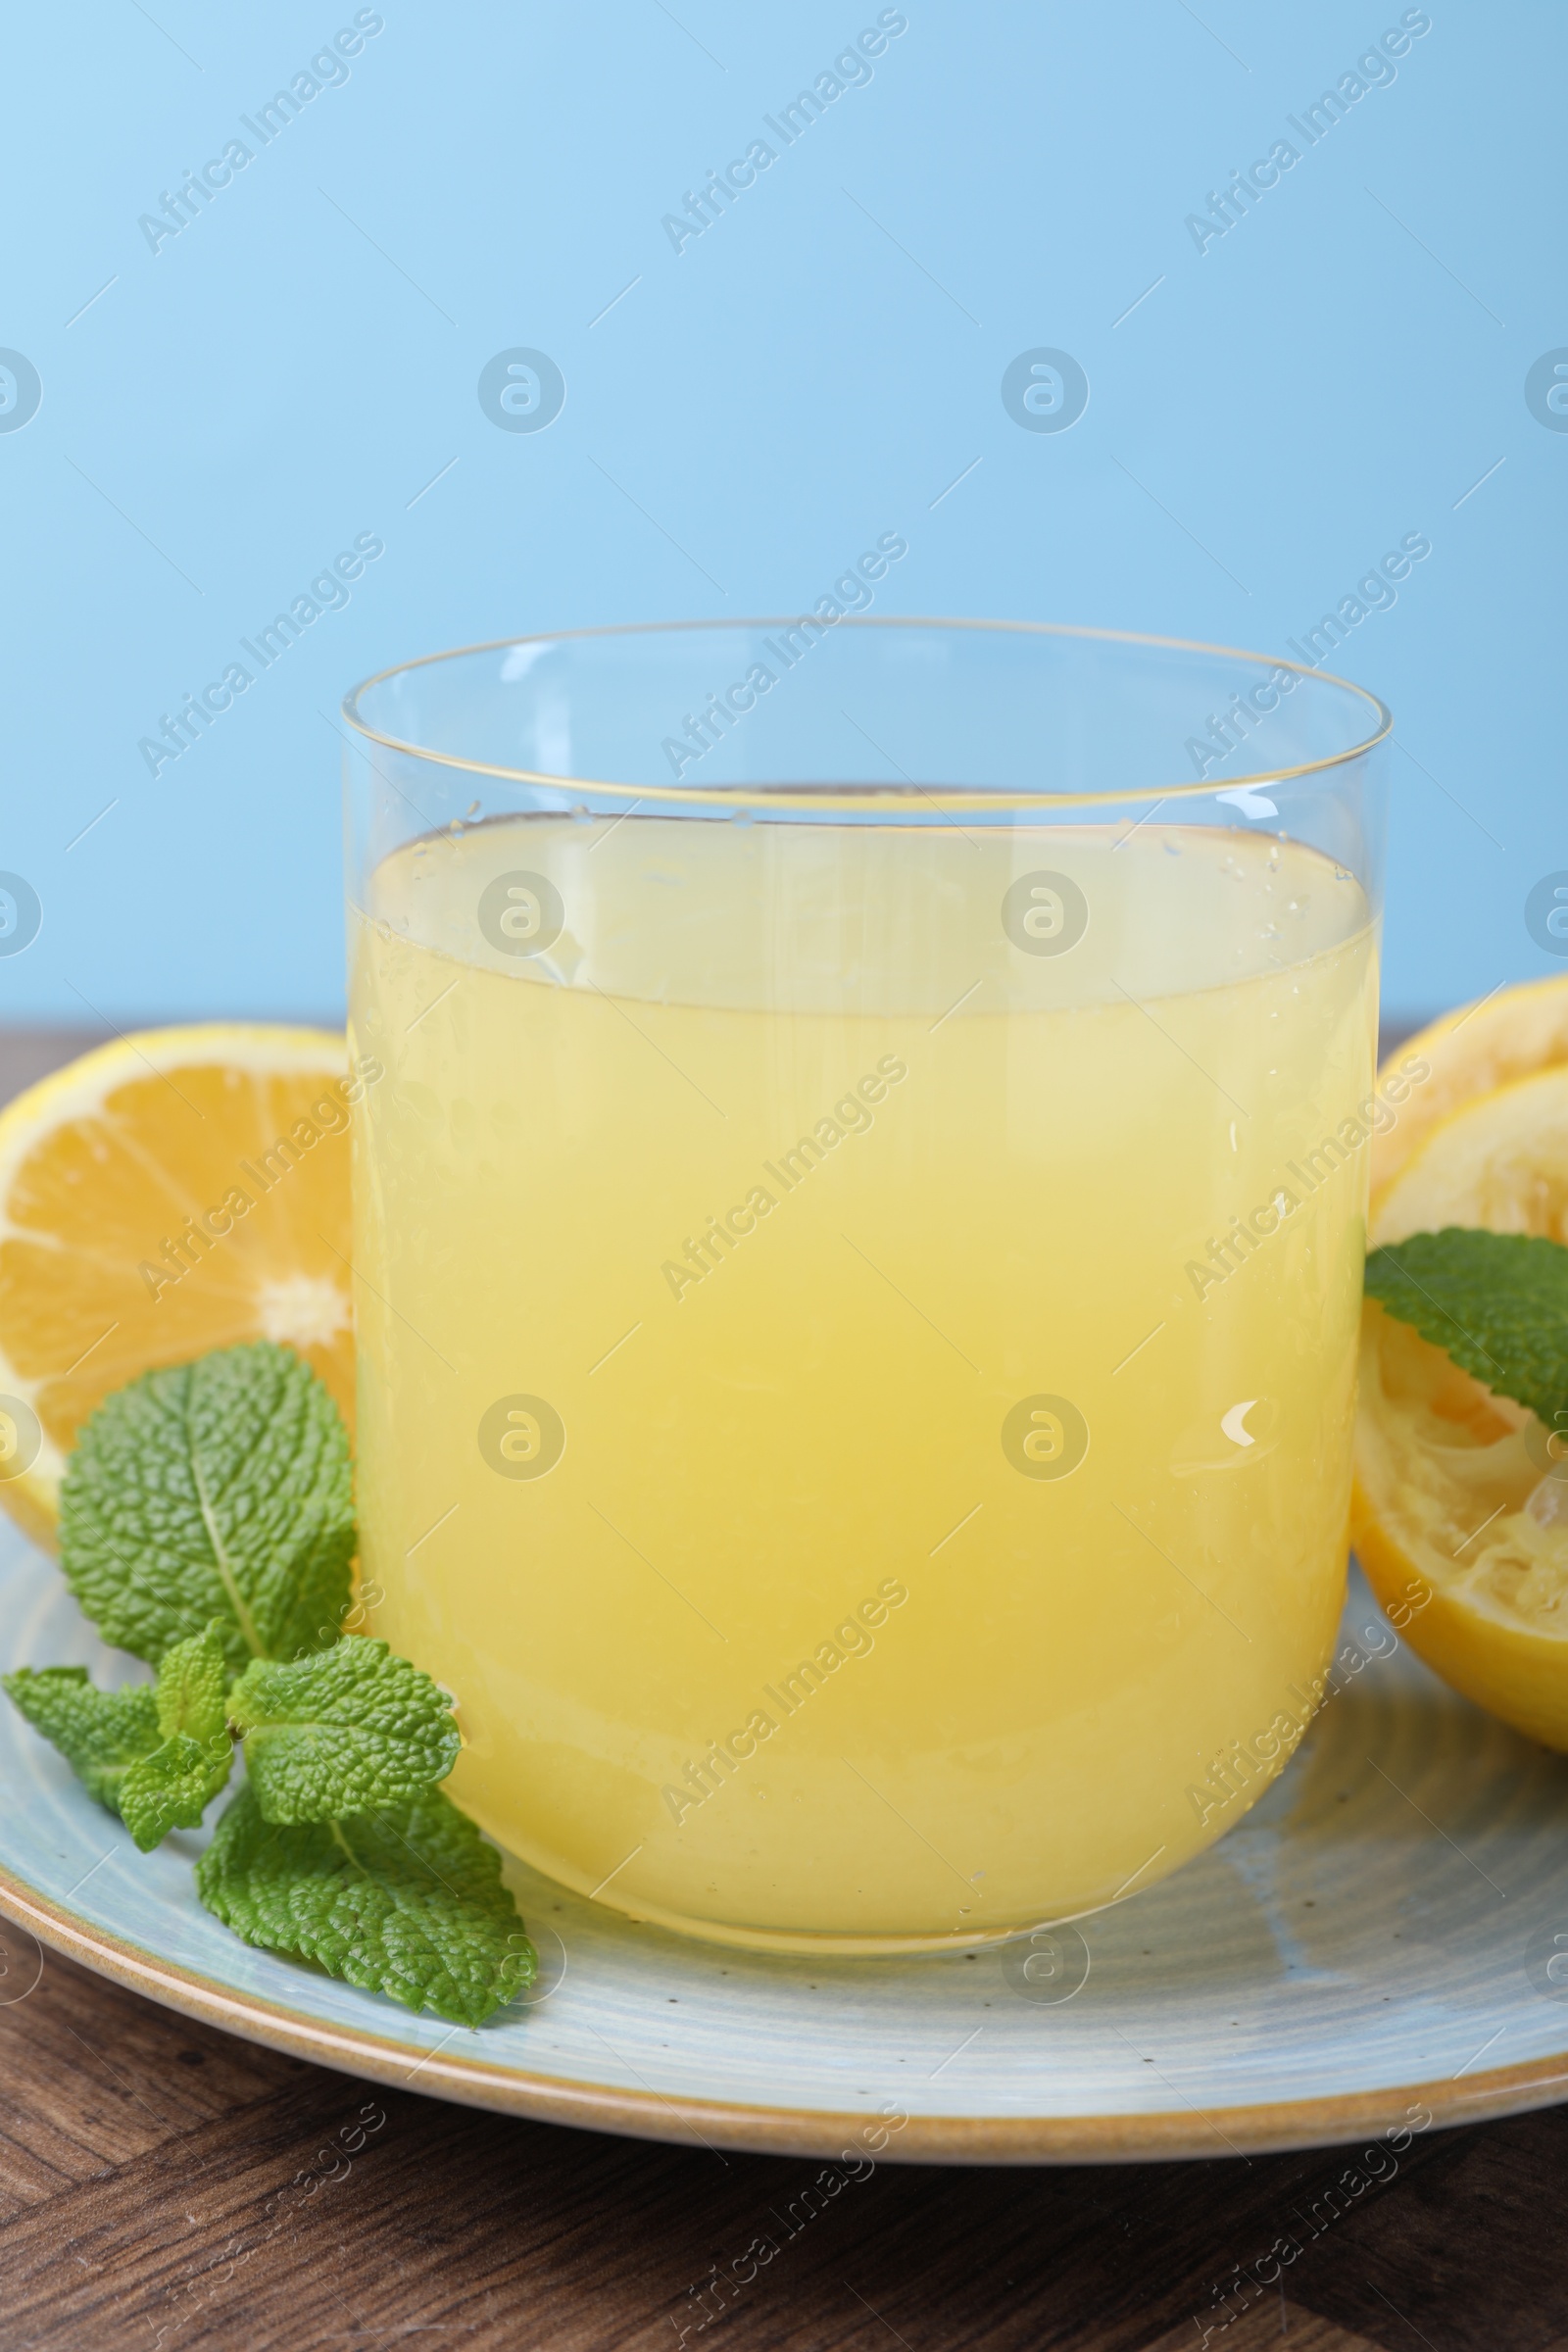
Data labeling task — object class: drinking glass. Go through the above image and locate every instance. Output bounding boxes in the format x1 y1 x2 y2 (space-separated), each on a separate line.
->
341 618 1389 1954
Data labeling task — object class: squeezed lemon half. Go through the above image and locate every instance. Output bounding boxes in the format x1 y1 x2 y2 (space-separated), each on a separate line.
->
1353 978 1568 1747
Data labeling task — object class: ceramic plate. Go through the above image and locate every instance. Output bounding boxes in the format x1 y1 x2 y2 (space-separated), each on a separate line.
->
3 1515 1567 2165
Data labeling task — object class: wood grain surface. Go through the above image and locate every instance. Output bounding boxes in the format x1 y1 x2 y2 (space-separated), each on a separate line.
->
3 1931 1568 2351
6 1021 1562 2350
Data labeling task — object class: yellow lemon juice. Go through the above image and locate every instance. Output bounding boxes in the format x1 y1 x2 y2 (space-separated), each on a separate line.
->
351 814 1376 1952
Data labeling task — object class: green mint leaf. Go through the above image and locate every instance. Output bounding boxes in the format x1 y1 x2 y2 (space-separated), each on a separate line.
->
195 1785 536 2027
227 1637 462 1825
1364 1228 1568 1433
2 1667 161 1810
59 1341 354 1675
119 1731 233 1852
155 1621 230 1745
110 1621 237 1850
3 1652 229 1845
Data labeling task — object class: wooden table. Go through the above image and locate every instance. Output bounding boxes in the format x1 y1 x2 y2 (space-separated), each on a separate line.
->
5 1027 1564 2351
2 1935 1567 2352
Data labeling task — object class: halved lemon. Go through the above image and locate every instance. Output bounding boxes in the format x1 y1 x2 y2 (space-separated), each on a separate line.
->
1369 970 1568 1200
0 1026 359 1551
1353 974 1568 1747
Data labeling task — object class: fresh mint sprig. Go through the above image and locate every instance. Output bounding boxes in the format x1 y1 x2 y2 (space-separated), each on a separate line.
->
2 1668 162 1811
1364 1227 1568 1434
197 1786 534 2029
118 1620 234 1850
228 1638 462 1823
59 1342 355 1675
4 1341 535 2025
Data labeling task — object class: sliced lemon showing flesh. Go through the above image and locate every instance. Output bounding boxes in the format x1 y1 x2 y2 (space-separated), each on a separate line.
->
1353 976 1568 1748
0 1026 361 1550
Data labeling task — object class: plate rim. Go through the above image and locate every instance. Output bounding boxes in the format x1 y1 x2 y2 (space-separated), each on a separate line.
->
5 1860 1567 2166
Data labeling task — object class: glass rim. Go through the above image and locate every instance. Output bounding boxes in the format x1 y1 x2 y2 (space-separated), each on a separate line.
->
341 615 1394 813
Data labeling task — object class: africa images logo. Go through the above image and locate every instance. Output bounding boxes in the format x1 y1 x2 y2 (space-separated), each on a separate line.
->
0 351 42 434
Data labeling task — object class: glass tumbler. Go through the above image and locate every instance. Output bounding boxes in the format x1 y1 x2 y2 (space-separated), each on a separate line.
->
341 619 1389 1955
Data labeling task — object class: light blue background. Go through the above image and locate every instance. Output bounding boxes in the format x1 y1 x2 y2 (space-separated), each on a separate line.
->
1 0 1561 1025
